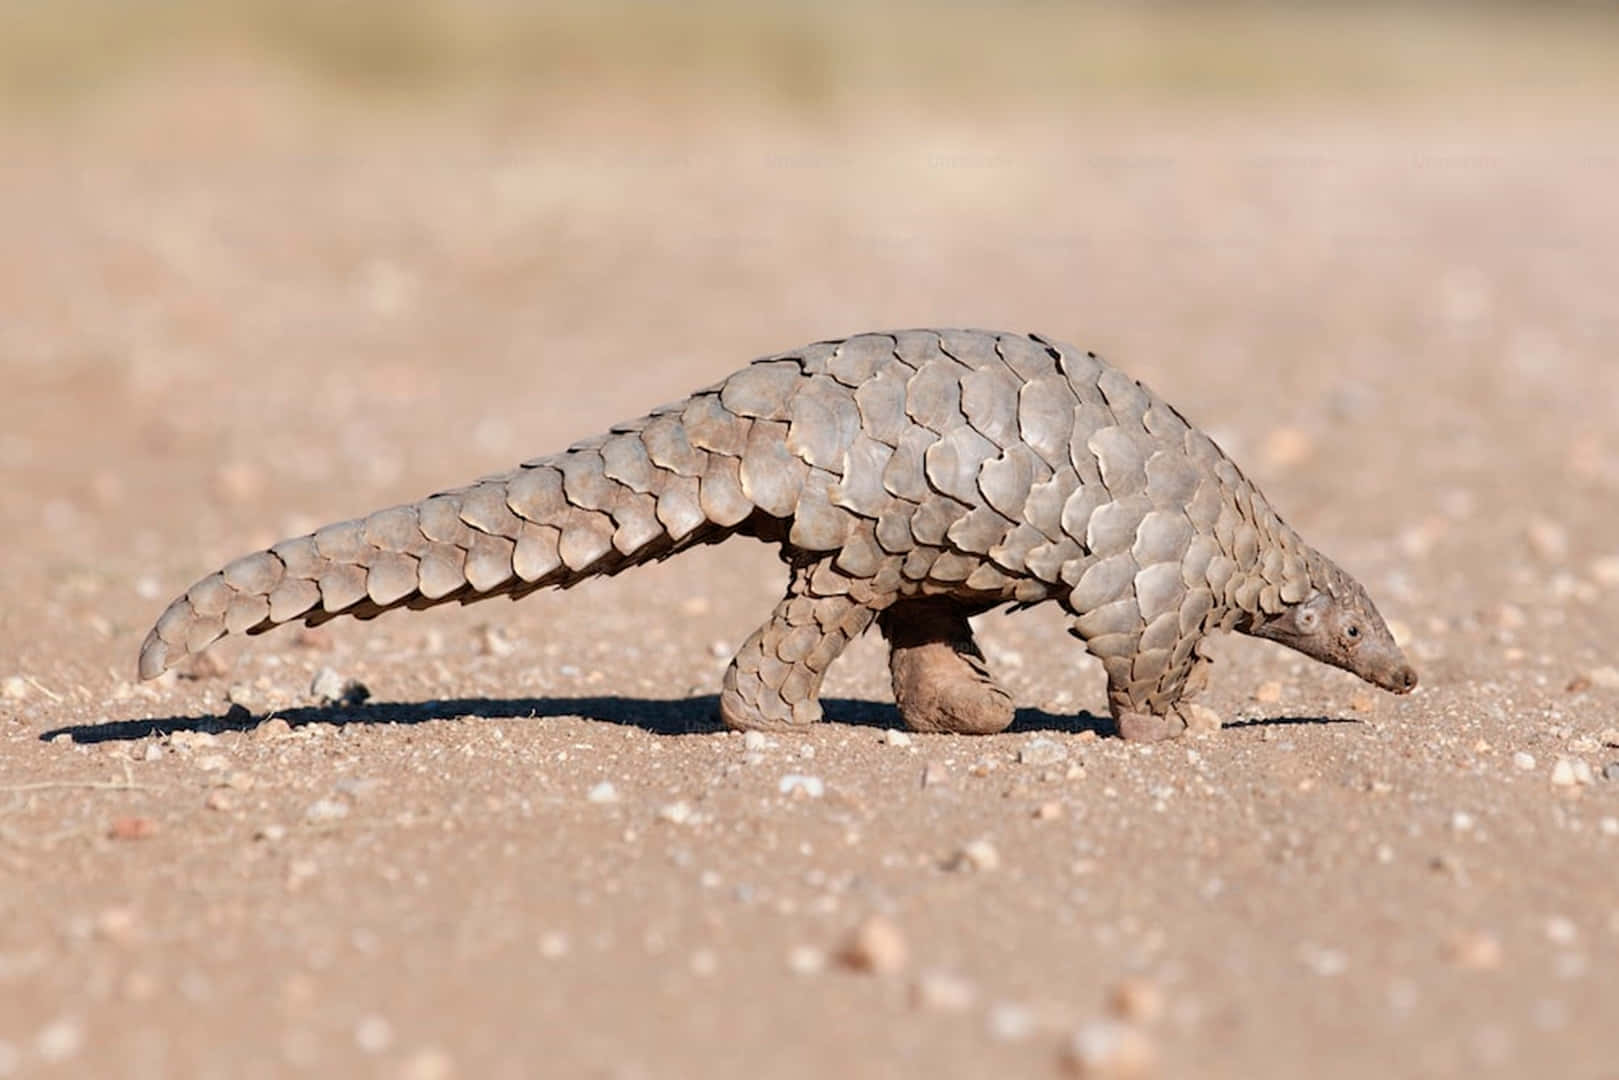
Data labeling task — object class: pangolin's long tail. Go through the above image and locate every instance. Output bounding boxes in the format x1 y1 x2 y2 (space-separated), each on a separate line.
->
136 362 818 679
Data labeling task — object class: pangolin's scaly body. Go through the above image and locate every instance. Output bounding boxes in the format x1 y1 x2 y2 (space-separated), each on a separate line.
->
139 329 1415 740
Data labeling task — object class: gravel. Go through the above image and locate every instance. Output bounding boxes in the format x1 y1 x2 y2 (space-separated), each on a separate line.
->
949 839 1002 872
911 970 977 1012
1019 737 1068 767
1063 1019 1158 1077
35 1018 84 1064
1445 932 1504 971
786 946 827 976
986 1002 1035 1042
1106 978 1164 1025
839 915 908 975
778 774 824 798
304 798 350 823
310 667 370 707
354 1014 394 1054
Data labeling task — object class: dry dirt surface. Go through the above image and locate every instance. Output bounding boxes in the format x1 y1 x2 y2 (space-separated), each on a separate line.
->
4 71 1619 1080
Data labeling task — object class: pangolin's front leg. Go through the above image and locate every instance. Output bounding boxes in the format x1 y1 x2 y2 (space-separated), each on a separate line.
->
879 600 1015 734
1079 616 1215 742
719 561 877 730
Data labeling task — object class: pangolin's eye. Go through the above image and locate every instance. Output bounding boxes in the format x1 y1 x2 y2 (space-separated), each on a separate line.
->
1345 625 1361 640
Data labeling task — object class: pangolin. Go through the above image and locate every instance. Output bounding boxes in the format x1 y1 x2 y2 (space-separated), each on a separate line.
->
138 329 1416 741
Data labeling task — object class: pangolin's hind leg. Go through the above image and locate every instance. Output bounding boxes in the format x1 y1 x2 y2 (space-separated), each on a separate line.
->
879 599 1015 735
719 562 877 731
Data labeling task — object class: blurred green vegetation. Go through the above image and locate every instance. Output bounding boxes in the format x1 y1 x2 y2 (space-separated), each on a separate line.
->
1 0 1616 108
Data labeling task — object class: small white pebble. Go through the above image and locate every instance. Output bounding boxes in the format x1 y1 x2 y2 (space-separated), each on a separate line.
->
656 801 694 825
94 906 140 947
1300 944 1349 977
1106 978 1165 1025
1513 752 1537 772
304 798 349 823
1545 916 1578 945
1446 931 1503 970
586 781 619 804
742 730 770 752
839 915 908 974
310 666 368 705
786 945 826 975
1550 759 1579 787
1526 516 1569 562
354 1014 393 1054
911 970 976 1012
1590 555 1619 587
398 1049 455 1080
35 1017 84 1063
1599 817 1618 836
285 859 319 891
1451 811 1475 832
1387 978 1419 1017
478 625 516 658
779 774 824 798
1587 666 1619 690
884 729 912 748
1019 737 1068 767
1064 1019 1158 1076
538 932 569 958
950 839 1001 872
987 1002 1035 1042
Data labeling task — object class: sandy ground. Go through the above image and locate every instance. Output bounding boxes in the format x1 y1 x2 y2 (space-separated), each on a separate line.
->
3 71 1619 1079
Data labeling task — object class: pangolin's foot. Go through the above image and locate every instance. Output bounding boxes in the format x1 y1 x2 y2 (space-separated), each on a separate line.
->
719 562 875 731
880 601 1014 735
719 683 823 730
1113 702 1223 742
1114 709 1187 743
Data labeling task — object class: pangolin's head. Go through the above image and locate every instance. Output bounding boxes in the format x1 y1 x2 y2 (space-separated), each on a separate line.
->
1248 557 1417 695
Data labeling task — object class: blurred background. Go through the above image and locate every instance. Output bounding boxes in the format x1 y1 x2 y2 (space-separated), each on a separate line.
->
4 1 1619 107
4 0 1617 603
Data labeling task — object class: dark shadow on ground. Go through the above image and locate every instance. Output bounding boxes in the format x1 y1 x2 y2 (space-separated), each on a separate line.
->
1223 715 1361 730
44 699 1357 745
44 694 1113 744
